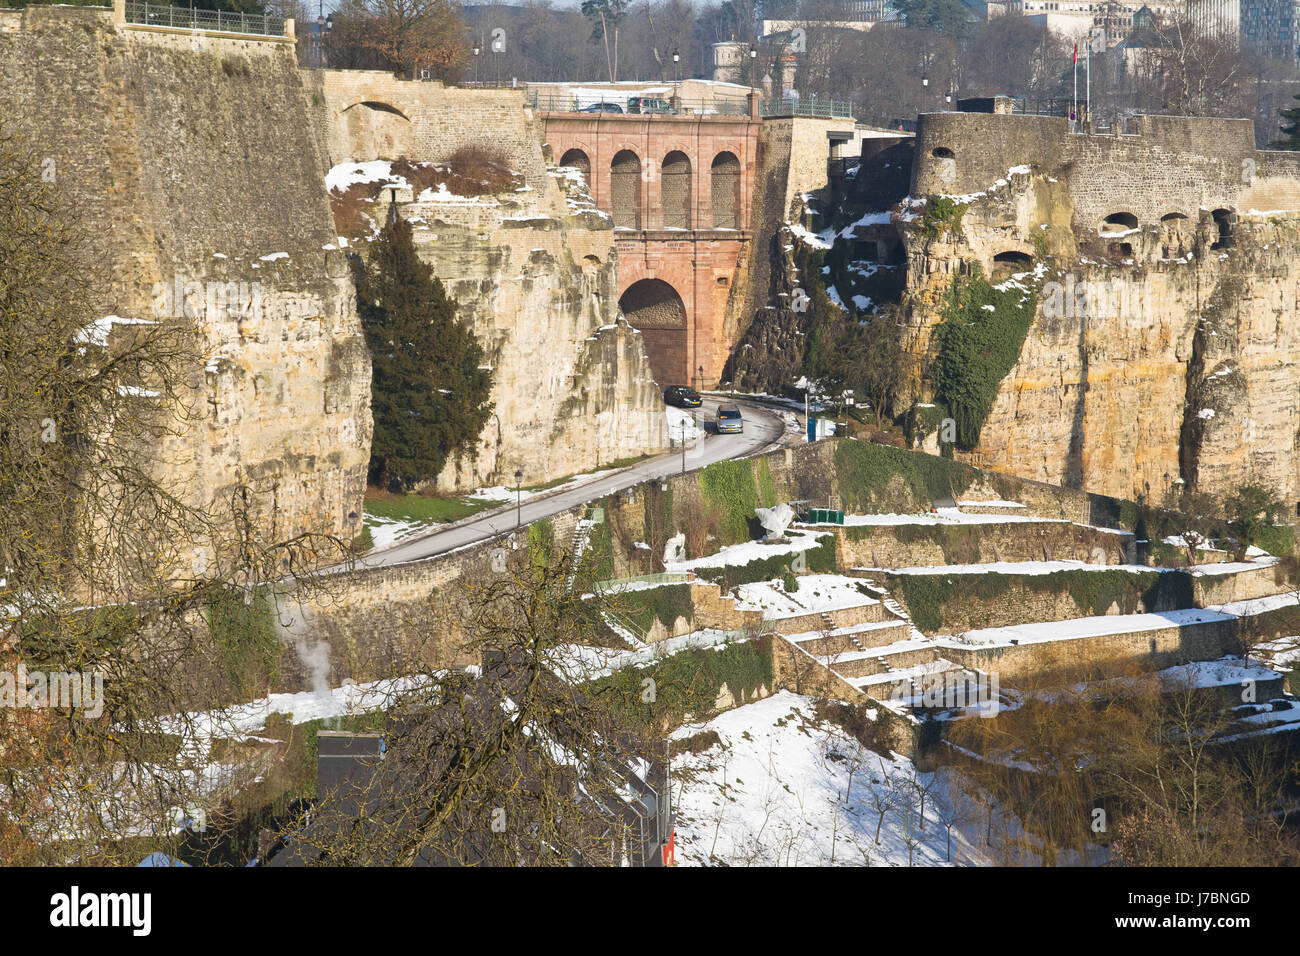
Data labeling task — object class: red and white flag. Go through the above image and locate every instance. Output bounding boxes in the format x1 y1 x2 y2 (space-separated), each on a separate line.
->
1073 42 1078 64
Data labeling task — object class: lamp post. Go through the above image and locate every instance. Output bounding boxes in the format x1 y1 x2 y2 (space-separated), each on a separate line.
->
473 46 480 84
514 468 523 529
749 45 757 92
672 48 680 104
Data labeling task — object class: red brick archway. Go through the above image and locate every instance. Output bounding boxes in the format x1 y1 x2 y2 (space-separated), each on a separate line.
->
619 279 688 386
542 112 760 387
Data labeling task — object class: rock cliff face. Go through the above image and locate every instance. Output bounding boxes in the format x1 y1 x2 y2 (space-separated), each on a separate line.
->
894 110 1300 504
0 7 373 556
402 170 667 490
312 72 667 491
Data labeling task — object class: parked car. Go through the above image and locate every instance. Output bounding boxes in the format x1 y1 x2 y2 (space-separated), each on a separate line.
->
627 96 676 115
715 404 744 434
663 385 702 408
581 101 624 113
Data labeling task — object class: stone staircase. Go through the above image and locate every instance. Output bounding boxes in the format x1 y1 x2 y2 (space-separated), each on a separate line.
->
779 581 968 705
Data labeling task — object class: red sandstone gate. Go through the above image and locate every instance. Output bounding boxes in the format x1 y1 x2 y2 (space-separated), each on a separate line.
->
542 107 760 388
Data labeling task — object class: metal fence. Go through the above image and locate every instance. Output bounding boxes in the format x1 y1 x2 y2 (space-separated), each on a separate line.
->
122 1 288 37
762 98 854 119
528 91 854 121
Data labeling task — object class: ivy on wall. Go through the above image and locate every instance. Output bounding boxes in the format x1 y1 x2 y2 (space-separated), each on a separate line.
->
587 637 774 733
833 439 981 512
699 459 762 545
893 569 1196 634
930 265 1037 449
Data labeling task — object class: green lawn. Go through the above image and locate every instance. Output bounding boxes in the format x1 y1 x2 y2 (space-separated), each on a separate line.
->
363 493 500 525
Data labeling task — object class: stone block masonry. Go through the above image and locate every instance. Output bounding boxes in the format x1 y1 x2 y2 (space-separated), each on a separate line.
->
310 70 670 492
900 109 1300 503
0 6 373 566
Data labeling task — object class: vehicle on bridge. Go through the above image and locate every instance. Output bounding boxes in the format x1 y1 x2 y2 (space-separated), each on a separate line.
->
626 96 677 115
664 385 702 408
715 404 744 434
581 101 624 113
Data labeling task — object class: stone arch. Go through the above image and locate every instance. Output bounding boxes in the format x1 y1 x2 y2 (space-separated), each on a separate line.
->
711 151 741 229
611 150 642 229
1211 207 1234 249
662 150 692 229
559 148 591 186
1160 212 1188 222
342 101 412 121
619 279 687 385
1100 211 1139 234
992 250 1033 276
931 146 955 159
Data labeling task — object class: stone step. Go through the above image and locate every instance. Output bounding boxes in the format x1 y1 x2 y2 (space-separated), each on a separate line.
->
785 619 909 656
766 600 890 635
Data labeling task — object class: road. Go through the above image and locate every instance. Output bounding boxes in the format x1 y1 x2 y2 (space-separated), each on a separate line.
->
358 397 790 568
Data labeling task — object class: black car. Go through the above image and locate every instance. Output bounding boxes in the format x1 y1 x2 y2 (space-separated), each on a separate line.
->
664 386 702 408
581 101 624 113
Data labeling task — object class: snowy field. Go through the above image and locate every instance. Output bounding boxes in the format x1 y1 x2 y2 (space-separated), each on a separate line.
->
671 692 991 866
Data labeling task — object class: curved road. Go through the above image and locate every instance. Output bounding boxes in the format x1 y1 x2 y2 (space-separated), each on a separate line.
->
358 397 790 568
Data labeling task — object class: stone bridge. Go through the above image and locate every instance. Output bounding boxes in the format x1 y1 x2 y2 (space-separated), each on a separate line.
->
541 106 762 388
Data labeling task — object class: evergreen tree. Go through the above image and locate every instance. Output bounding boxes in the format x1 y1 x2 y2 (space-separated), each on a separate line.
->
1270 91 1300 150
354 215 493 491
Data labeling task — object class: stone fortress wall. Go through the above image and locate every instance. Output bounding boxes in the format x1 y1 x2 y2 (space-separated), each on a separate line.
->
0 5 373 558
898 107 1300 505
912 111 1300 227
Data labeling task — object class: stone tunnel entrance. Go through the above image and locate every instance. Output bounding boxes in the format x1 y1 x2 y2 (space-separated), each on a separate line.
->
619 279 688 386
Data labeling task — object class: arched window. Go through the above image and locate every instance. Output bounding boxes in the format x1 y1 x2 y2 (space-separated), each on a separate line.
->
711 152 740 229
559 148 590 187
610 150 642 230
1100 211 1138 234
662 151 691 229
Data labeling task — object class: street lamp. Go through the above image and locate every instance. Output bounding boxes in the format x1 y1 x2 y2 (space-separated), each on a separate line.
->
749 45 757 92
672 48 680 104
514 468 523 529
473 46 480 85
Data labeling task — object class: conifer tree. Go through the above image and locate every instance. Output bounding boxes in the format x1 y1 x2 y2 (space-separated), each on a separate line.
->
1269 91 1300 150
354 214 493 491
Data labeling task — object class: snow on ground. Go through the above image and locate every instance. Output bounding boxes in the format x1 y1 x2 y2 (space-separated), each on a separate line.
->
869 559 1169 577
665 405 704 442
665 529 828 572
671 691 988 866
326 159 408 193
156 675 429 761
1255 635 1300 669
547 628 744 683
75 315 155 347
827 509 1067 528
732 573 877 618
861 556 1277 578
363 514 425 551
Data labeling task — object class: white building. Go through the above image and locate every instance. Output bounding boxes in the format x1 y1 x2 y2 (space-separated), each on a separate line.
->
986 0 1185 42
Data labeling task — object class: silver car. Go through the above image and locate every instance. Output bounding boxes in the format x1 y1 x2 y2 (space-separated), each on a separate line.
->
715 404 744 434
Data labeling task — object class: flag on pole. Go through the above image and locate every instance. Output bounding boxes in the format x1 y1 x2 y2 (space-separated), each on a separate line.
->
1073 42 1078 64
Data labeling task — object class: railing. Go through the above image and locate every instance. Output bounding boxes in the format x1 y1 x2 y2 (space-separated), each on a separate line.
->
122 1 288 37
529 93 753 116
762 98 854 119
529 91 854 120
